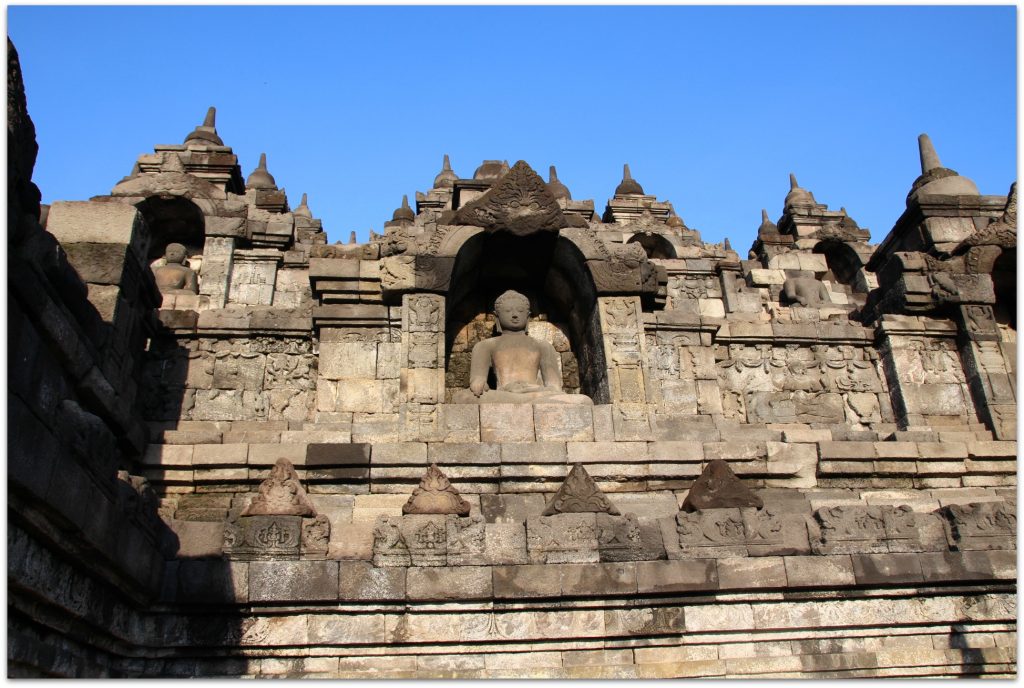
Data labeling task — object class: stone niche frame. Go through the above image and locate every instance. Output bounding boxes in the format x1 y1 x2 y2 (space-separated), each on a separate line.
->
442 230 612 404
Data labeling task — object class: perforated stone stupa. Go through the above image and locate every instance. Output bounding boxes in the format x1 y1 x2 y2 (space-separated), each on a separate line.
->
7 36 1017 679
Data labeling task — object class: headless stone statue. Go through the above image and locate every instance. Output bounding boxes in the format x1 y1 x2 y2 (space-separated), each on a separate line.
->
453 290 591 405
782 277 829 307
153 243 199 295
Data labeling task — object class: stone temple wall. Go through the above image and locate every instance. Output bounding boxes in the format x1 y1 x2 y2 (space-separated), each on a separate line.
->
7 37 1017 678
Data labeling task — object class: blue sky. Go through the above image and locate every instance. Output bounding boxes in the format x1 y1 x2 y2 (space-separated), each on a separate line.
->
8 5 1017 249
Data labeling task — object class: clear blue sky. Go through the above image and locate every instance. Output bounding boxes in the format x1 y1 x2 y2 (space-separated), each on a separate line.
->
8 6 1017 249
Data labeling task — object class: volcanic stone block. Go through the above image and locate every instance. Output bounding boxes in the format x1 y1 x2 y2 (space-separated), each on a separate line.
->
307 613 387 646
851 553 925 585
635 560 718 594
717 556 787 590
406 566 492 601
319 342 377 380
534 404 594 442
492 564 562 598
177 560 248 604
482 522 528 565
47 201 149 260
338 561 406 601
249 560 340 602
306 443 371 466
480 404 535 442
782 555 856 587
427 442 501 465
443 404 481 442
560 562 636 596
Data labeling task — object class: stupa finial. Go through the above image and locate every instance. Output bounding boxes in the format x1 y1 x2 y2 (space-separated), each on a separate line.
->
615 163 645 195
918 133 942 174
245 152 277 190
184 105 223 147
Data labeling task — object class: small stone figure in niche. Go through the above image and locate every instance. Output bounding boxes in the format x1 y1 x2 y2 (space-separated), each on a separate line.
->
782 276 829 308
453 290 591 404
153 242 199 295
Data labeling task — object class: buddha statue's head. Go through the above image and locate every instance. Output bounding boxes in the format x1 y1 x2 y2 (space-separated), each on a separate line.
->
494 290 530 333
164 242 188 266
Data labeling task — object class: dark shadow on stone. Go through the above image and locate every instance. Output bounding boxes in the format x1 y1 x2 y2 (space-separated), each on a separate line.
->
681 460 764 512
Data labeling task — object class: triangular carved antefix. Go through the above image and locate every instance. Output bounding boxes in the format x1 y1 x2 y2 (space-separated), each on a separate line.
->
680 459 764 513
452 160 568 236
243 458 316 517
403 463 471 516
543 463 620 516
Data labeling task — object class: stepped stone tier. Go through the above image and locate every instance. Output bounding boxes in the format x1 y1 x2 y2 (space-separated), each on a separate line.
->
7 36 1018 678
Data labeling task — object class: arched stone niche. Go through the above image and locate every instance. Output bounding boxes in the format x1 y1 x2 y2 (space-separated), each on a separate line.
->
627 232 677 260
991 249 1016 332
813 240 863 291
443 231 611 403
136 195 207 272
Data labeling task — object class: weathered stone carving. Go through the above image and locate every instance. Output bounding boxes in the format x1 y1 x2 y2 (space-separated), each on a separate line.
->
526 513 600 564
451 160 568 235
301 515 331 555
680 460 763 512
543 463 620 516
939 501 1017 551
742 508 811 557
453 290 591 404
403 463 471 516
223 515 303 559
403 516 448 566
810 505 887 555
746 390 846 424
446 514 487 566
153 242 199 295
782 276 829 306
371 513 487 567
676 508 747 558
242 458 316 517
596 513 663 562
808 504 948 555
372 516 411 567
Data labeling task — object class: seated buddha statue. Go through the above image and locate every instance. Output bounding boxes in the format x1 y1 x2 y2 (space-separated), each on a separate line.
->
153 243 199 295
452 290 592 405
